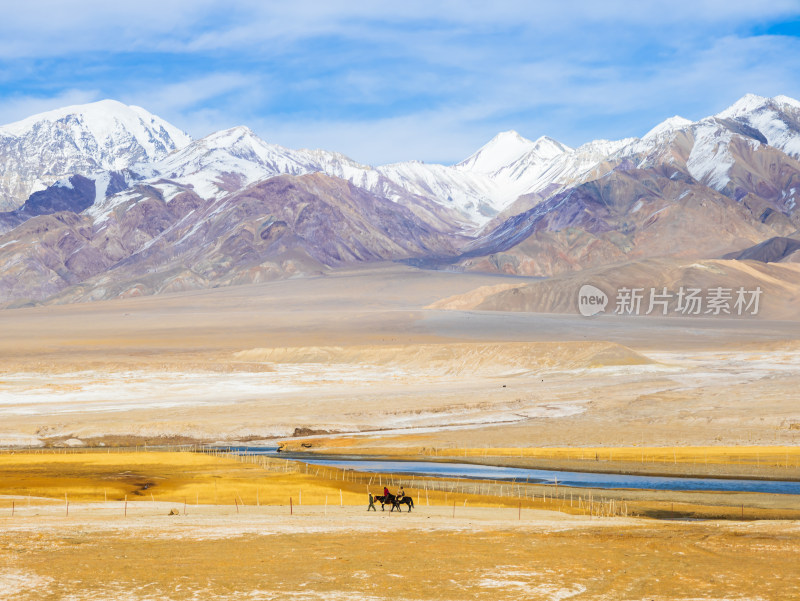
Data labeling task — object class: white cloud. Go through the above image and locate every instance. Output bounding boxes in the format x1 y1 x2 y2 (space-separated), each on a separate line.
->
108 27 800 163
1 2 800 163
0 89 101 126
246 103 543 166
120 73 257 129
0 1 797 57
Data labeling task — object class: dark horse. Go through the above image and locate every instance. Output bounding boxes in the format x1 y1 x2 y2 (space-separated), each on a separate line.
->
374 494 414 512
395 495 414 512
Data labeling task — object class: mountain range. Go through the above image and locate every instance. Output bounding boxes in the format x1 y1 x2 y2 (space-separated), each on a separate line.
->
0 94 798 308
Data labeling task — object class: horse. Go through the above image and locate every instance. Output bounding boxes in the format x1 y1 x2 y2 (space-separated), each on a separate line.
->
374 493 397 511
374 494 414 512
395 495 414 512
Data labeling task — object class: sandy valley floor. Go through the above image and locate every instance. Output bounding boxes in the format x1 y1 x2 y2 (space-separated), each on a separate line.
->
1 264 800 599
0 264 798 449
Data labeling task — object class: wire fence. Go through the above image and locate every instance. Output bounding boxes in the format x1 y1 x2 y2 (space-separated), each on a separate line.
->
3 445 800 520
214 448 629 518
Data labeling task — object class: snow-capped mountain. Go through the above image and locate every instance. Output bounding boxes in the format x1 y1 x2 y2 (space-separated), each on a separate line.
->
86 125 469 234
5 93 800 231
1 92 799 305
715 93 800 158
456 130 544 174
484 93 800 227
642 115 694 140
130 126 318 200
89 125 518 231
452 132 573 220
0 99 191 210
455 94 800 277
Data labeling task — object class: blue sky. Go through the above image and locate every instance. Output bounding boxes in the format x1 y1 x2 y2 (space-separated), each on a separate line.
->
1 1 800 164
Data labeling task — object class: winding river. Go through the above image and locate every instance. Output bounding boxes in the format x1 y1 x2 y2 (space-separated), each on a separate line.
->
226 447 800 495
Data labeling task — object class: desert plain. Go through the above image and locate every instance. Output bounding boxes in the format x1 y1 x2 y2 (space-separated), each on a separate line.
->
2 263 800 600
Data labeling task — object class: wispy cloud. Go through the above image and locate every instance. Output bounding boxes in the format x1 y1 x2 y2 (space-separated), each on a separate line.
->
129 74 253 112
0 2 799 162
0 89 100 125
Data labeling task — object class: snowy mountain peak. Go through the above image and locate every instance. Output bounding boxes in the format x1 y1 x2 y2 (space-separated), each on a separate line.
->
114 126 326 209
715 93 800 120
529 135 571 159
0 98 191 152
0 99 192 210
773 95 800 111
10 92 800 237
456 130 538 174
191 125 263 152
713 93 800 158
716 93 772 119
494 129 528 142
643 115 693 139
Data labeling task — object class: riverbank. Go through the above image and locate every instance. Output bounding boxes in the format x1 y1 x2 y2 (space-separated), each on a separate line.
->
277 440 800 481
2 448 800 521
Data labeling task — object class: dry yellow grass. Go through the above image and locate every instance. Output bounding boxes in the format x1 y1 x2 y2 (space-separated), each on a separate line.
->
3 509 800 600
0 450 366 507
4 450 800 523
0 450 566 512
431 445 800 468
289 439 800 470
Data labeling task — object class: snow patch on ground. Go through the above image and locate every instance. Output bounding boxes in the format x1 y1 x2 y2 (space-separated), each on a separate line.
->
0 570 53 598
0 432 44 447
645 350 800 389
0 371 304 417
478 567 586 599
350 400 589 432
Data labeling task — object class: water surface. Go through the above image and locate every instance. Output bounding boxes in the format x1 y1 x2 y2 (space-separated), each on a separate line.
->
227 448 800 495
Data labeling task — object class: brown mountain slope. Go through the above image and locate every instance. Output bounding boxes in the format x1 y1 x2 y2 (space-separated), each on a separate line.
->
456 168 783 277
0 173 463 306
464 112 800 278
723 236 800 263
431 257 800 320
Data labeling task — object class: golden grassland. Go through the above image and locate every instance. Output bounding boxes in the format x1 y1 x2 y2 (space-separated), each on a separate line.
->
433 445 800 467
282 436 800 468
2 450 800 599
0 450 363 507
3 510 800 600
0 449 558 511
2 449 800 521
